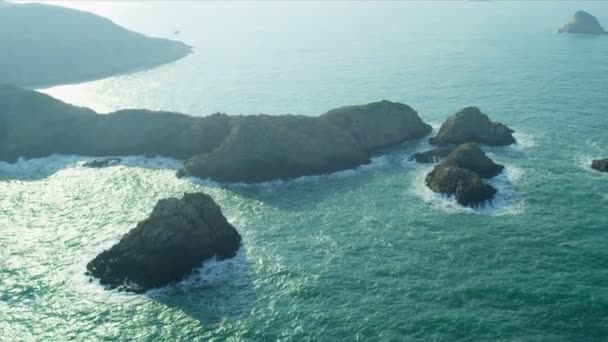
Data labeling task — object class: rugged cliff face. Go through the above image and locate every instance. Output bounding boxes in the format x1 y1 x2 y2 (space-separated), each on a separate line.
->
0 2 191 87
0 86 432 182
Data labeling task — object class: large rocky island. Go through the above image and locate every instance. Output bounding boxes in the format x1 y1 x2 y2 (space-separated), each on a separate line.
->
0 85 432 182
86 193 242 292
0 2 191 87
558 11 607 35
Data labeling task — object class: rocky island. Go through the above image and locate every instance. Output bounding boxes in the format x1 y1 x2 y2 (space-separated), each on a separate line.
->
0 85 432 182
558 11 607 35
591 158 608 173
0 2 191 87
425 143 504 206
86 193 242 292
413 107 515 207
429 107 515 147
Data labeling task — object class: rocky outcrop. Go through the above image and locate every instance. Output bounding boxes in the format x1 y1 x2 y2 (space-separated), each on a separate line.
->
424 143 504 206
82 158 122 168
559 11 607 35
412 147 454 163
444 143 504 178
179 100 432 182
0 86 431 183
177 115 370 183
426 164 497 206
591 158 608 173
86 193 241 292
0 2 191 87
429 107 515 147
321 100 432 151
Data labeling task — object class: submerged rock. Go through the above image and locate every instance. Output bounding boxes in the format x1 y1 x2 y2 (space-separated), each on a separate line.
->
412 147 454 163
86 193 241 293
429 107 515 147
558 11 607 35
424 143 503 206
82 157 122 168
591 158 608 173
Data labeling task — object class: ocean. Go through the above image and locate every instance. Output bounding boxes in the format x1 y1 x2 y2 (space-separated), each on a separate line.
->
2 1 608 340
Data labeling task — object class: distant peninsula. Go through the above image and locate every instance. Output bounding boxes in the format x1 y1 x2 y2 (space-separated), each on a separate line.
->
0 2 192 87
0 85 432 183
558 11 607 35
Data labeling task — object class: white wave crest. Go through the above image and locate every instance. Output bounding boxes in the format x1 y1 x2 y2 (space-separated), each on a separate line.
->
576 153 608 176
147 247 247 297
510 131 537 151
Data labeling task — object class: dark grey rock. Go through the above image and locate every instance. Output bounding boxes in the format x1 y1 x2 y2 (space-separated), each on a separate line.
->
425 163 497 206
444 143 504 178
591 158 608 173
412 147 454 163
429 107 515 147
559 11 607 35
424 143 504 206
86 193 241 293
178 115 370 183
82 157 122 168
321 100 432 152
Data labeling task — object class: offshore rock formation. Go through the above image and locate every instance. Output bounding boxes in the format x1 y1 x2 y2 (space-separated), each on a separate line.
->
443 143 504 178
0 2 191 87
425 143 503 206
558 11 607 35
0 85 431 182
591 158 608 173
86 193 241 292
82 158 122 168
412 147 454 163
321 100 431 152
429 107 515 147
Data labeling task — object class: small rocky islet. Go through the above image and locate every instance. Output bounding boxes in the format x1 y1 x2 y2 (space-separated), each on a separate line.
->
425 143 504 206
86 193 241 293
558 11 607 35
412 107 515 207
591 158 608 173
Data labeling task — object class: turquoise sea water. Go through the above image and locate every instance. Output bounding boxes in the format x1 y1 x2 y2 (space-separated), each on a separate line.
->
2 1 608 340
